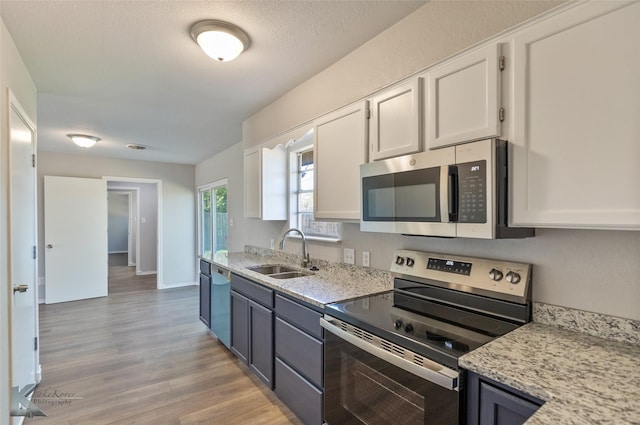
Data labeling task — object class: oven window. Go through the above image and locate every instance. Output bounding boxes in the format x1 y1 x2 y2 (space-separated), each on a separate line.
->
324 331 459 425
362 166 442 222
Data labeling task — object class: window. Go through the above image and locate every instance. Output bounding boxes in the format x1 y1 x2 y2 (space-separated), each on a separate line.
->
292 146 341 240
198 180 228 261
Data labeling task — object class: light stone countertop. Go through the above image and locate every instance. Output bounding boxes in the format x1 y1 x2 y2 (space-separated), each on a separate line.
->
459 322 640 425
211 251 393 308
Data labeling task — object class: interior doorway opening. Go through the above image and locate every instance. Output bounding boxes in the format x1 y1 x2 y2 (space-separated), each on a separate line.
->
105 177 162 289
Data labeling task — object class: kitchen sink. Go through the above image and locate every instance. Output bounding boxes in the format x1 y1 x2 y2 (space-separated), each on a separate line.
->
246 264 313 279
268 271 311 279
247 264 298 275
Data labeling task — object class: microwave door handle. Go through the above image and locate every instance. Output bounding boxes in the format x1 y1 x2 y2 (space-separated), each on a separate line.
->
447 166 458 222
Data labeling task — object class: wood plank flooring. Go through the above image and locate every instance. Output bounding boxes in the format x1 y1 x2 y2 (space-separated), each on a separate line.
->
26 263 302 425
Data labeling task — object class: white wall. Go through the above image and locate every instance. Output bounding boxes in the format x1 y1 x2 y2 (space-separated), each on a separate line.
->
1 17 38 425
37 151 196 288
197 1 640 322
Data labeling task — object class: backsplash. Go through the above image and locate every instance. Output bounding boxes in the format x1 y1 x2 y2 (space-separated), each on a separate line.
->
533 303 640 346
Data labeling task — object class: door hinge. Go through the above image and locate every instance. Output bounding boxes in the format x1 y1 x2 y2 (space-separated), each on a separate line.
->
499 107 505 122
32 154 36 168
365 108 371 119
33 246 36 259
34 337 38 351
499 56 506 71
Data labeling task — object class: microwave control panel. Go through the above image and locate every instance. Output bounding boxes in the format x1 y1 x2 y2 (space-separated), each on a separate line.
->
457 160 487 223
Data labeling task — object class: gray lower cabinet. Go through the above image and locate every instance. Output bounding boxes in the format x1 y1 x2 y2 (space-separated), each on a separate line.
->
230 273 274 388
466 371 543 425
274 294 324 425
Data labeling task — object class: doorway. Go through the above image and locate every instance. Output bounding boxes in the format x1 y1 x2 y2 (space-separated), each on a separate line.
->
105 178 162 289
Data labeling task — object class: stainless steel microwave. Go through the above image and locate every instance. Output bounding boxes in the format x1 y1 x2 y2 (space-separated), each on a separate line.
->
360 139 533 239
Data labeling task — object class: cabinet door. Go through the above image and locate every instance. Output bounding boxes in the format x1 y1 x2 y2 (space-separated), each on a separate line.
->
249 299 274 388
314 101 368 220
243 145 287 220
230 290 249 363
199 273 211 328
478 382 540 425
369 78 422 161
427 44 502 149
511 1 640 229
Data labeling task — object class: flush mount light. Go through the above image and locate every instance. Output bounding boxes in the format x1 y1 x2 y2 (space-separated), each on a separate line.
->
67 134 100 148
190 20 250 62
126 144 149 151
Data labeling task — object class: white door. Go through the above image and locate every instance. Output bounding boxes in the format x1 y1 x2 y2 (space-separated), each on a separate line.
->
8 92 39 421
44 176 108 304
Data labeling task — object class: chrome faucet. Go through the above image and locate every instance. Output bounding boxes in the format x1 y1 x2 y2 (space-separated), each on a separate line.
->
279 228 310 268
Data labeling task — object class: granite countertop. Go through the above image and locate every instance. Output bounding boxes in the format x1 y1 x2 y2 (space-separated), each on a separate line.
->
211 251 393 308
459 322 640 425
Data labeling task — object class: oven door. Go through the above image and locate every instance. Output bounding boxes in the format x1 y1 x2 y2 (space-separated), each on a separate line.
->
321 316 460 425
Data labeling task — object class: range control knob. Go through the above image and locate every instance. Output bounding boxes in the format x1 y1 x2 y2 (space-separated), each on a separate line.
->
394 320 403 330
506 271 521 284
489 268 503 281
395 256 405 266
406 257 415 267
404 323 414 333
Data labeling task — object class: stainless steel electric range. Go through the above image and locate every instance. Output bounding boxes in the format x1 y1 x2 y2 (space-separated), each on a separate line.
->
321 249 532 425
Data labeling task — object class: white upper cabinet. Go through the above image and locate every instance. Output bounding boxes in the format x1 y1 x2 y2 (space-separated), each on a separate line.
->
244 144 287 220
314 101 369 221
426 44 502 149
369 78 422 161
510 1 640 229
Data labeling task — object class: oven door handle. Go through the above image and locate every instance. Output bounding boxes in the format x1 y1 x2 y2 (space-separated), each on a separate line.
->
320 316 460 391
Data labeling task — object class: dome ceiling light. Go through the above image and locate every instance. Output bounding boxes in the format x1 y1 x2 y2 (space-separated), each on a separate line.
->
190 20 250 62
67 134 100 148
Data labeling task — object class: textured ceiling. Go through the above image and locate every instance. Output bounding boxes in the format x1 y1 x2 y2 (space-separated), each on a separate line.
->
1 0 426 164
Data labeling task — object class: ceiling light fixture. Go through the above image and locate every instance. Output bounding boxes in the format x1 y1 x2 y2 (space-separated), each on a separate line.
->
67 134 100 148
190 20 250 62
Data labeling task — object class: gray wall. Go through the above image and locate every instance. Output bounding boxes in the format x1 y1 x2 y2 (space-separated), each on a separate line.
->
198 1 640 322
37 151 196 288
108 192 129 253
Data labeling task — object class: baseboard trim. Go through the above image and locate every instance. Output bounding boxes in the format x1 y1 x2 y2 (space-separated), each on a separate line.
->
136 270 157 276
159 281 197 289
109 251 128 254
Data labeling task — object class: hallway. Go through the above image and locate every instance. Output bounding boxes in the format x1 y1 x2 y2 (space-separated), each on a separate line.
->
26 263 301 425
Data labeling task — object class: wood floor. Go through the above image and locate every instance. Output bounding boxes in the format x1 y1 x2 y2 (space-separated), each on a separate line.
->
26 262 302 425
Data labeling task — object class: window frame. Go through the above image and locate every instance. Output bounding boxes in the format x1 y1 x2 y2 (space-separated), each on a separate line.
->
287 133 342 242
197 178 229 261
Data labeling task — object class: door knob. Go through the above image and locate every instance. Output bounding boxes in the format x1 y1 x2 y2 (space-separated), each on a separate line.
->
13 284 28 294
47 244 53 249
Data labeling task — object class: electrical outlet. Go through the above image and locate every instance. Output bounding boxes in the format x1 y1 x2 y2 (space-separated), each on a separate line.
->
343 248 355 265
270 239 275 250
363 251 370 267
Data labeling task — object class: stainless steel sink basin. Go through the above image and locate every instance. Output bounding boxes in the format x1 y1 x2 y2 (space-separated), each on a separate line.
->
247 264 298 275
246 264 313 279
268 271 311 279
